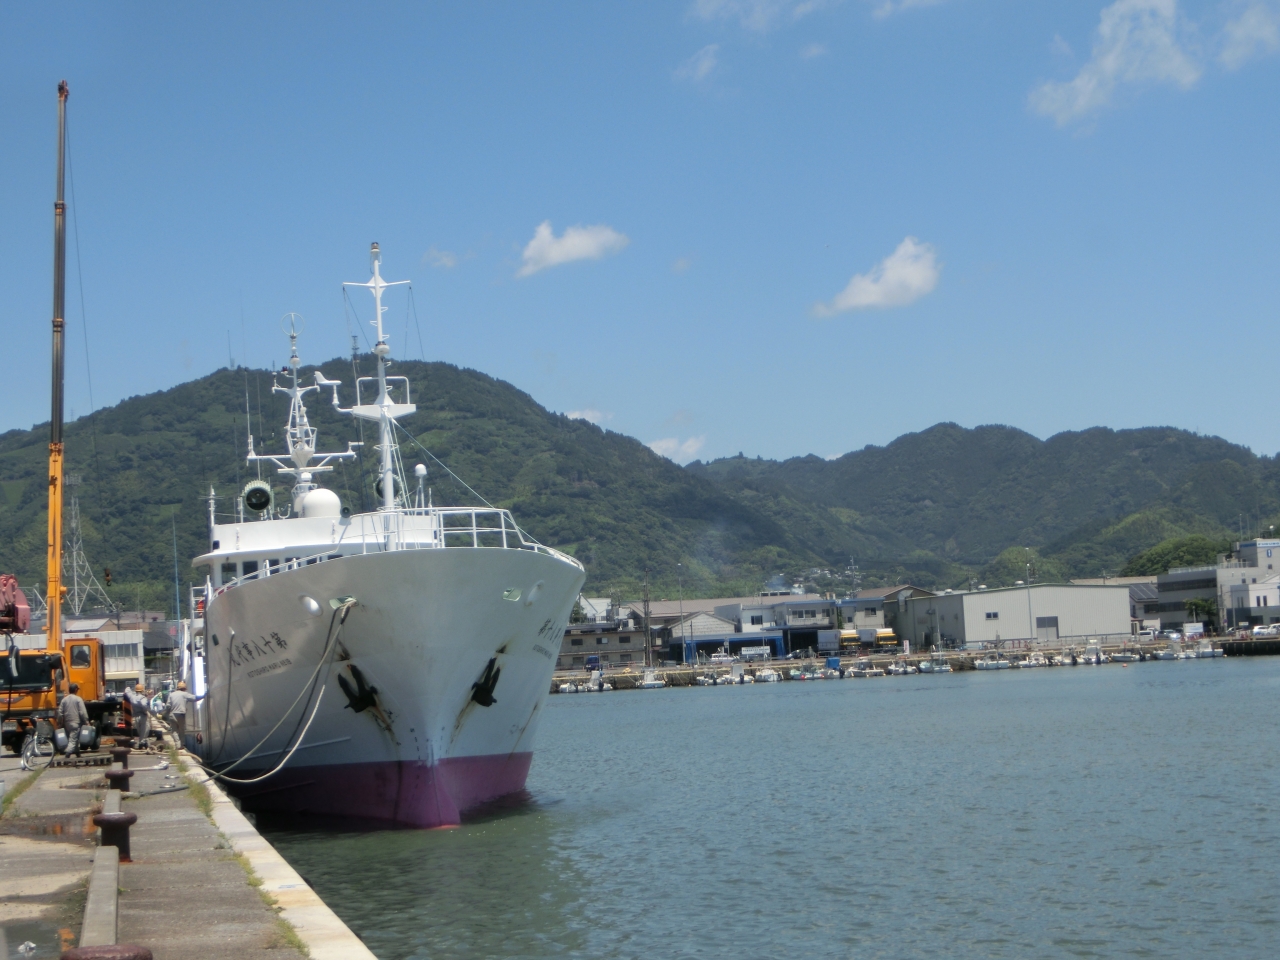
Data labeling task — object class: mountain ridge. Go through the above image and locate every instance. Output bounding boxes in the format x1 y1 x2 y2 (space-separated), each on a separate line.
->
2 362 1276 609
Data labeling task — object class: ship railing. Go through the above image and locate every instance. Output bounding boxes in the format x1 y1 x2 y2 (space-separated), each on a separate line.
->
214 507 580 595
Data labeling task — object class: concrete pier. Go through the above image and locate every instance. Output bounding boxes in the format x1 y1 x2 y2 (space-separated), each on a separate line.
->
0 733 376 960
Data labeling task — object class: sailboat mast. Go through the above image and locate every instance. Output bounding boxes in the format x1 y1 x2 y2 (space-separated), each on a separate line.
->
46 80 68 658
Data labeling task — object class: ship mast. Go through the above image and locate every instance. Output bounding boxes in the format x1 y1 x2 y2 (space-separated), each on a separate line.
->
46 80 68 659
340 244 413 515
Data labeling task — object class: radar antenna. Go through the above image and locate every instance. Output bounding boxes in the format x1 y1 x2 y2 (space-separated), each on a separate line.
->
247 314 361 510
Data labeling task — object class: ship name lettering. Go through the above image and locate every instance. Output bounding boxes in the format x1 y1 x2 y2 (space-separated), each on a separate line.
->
532 643 553 661
246 658 292 680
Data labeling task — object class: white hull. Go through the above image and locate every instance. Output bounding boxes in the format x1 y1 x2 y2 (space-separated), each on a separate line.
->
197 545 583 826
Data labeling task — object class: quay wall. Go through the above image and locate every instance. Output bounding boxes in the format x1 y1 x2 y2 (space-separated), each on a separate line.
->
550 643 1188 692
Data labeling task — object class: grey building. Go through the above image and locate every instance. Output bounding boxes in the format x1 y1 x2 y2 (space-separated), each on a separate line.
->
902 583 1131 651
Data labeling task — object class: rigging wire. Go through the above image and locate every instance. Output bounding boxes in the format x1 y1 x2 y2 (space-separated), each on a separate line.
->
408 287 427 361
391 420 495 509
64 116 103 487
193 599 356 785
342 287 374 353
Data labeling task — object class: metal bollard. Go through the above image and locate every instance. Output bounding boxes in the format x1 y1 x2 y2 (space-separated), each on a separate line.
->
104 768 134 793
61 946 154 959
92 811 138 862
109 746 131 768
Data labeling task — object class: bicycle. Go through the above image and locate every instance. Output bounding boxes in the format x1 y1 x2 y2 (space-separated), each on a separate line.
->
20 720 56 771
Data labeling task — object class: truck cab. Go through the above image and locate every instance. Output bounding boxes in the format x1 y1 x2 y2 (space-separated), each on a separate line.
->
0 638 110 753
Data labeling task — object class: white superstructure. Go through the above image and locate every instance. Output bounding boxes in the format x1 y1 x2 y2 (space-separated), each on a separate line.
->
189 246 585 827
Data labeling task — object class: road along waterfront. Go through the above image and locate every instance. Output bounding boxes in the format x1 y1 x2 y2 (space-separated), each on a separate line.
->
263 655 1280 960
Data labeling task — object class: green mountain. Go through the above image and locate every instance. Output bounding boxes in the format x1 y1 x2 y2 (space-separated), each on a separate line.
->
689 423 1280 587
4 366 1277 609
0 359 831 610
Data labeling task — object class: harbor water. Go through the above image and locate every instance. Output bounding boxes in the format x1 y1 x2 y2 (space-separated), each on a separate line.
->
263 658 1280 959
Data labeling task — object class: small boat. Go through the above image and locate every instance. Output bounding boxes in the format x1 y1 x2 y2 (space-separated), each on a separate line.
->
755 668 780 682
1153 640 1181 661
558 682 581 694
887 656 916 676
820 668 842 680
851 658 885 678
1083 643 1106 665
974 654 1012 670
1016 653 1048 668
638 668 666 689
1194 639 1224 659
920 647 951 673
695 674 715 686
584 671 613 691
1110 650 1140 663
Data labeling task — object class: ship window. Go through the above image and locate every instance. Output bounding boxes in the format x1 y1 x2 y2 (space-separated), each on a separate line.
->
221 563 237 581
242 560 259 577
268 559 280 573
571 638 583 646
70 645 91 668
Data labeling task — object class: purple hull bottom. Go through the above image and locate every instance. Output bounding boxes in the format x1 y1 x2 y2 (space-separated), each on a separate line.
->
225 752 534 828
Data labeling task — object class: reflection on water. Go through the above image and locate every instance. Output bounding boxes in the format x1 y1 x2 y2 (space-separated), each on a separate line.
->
265 799 591 960
264 659 1280 959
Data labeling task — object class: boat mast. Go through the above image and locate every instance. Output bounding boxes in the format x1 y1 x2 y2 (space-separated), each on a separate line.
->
341 243 410 514
46 80 68 659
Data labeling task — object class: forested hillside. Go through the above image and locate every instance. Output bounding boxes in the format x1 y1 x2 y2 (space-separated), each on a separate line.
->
0 358 831 609
689 423 1280 586
5 362 1277 610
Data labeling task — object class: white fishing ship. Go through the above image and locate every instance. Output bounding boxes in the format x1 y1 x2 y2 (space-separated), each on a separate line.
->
189 245 585 828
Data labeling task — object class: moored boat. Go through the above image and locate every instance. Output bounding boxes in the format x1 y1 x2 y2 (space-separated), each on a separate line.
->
190 247 585 829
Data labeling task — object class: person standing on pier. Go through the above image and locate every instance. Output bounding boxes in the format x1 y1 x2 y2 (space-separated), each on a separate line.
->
58 682 88 757
125 683 153 748
164 680 204 748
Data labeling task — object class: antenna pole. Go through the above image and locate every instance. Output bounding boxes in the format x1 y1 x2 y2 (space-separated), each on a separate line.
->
46 80 69 658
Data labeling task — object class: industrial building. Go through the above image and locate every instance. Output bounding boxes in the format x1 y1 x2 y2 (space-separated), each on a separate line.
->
1156 539 1280 631
901 582 1131 650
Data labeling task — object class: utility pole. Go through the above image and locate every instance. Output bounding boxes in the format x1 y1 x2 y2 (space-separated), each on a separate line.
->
677 562 687 667
642 571 652 669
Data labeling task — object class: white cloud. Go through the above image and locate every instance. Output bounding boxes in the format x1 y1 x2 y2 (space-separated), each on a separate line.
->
672 257 693 274
1220 2 1280 69
691 0 827 33
567 409 612 424
1029 0 1200 126
675 44 720 82
800 42 828 58
648 436 707 462
872 0 945 21
814 237 939 316
423 246 457 269
517 221 630 278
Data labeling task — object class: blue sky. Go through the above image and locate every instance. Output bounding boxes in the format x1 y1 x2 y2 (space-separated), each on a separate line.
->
2 1 1278 464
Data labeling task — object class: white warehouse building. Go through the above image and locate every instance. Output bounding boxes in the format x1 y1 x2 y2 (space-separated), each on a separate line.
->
902 583 1132 650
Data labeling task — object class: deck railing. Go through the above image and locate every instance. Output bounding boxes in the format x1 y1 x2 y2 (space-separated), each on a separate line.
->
213 506 579 596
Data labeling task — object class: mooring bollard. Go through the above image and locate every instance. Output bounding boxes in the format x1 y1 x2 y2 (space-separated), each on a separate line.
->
93 811 138 862
108 746 131 768
60 945 154 960
104 768 134 793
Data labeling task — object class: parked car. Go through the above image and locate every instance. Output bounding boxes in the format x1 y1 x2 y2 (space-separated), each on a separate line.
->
584 654 603 671
1250 625 1279 638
